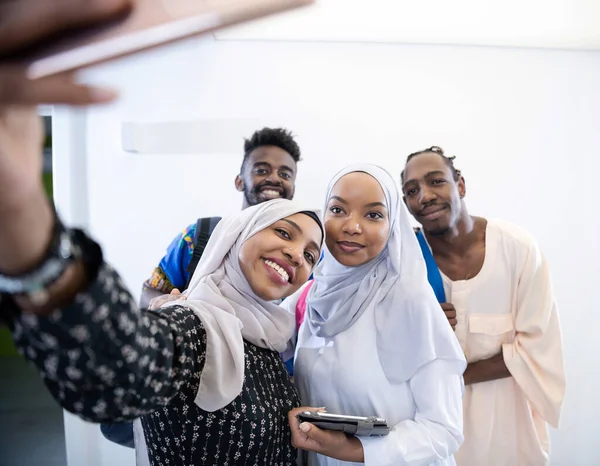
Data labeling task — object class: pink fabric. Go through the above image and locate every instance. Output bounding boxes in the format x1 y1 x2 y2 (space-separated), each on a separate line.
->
296 280 314 332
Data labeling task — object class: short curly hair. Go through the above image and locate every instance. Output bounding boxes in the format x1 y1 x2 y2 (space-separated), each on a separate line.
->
241 128 301 171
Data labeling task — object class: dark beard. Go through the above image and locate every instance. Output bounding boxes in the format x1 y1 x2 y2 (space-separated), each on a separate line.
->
243 186 256 207
244 182 289 207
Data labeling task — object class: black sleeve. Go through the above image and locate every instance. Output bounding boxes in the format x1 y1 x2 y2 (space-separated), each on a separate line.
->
10 260 206 424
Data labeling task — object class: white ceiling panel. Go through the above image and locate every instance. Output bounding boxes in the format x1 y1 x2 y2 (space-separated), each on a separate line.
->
214 0 600 50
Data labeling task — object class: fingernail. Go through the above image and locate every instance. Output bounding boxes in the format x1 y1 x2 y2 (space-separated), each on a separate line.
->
89 87 118 102
299 423 310 432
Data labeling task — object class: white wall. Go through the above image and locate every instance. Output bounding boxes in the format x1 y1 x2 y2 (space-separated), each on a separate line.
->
52 36 600 465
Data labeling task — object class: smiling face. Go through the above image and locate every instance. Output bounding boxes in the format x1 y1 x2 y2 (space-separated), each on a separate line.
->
402 151 466 236
235 146 297 207
238 213 322 301
324 172 390 267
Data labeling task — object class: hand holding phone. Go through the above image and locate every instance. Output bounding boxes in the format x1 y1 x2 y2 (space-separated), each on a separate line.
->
16 0 315 80
0 0 314 106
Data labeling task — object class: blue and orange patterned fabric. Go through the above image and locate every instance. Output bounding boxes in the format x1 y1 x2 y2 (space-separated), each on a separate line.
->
145 223 198 294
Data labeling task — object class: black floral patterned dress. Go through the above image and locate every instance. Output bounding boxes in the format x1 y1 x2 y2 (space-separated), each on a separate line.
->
7 234 301 466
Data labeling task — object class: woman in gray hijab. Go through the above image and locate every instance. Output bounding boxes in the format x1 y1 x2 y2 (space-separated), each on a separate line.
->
285 164 467 466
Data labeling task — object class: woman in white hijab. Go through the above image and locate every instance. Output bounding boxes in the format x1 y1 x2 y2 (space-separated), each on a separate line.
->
283 165 467 466
10 198 323 466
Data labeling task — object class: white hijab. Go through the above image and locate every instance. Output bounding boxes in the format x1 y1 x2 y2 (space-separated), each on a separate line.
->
164 198 321 411
305 164 466 383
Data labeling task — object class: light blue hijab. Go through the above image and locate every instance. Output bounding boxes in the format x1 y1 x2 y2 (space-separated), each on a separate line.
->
305 164 466 383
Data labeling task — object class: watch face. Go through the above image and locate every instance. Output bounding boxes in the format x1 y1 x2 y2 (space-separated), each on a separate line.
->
59 233 73 259
0 228 76 295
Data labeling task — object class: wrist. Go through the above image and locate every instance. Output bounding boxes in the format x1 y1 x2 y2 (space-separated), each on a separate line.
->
14 260 87 315
342 436 364 463
0 188 53 274
463 360 476 385
9 228 104 315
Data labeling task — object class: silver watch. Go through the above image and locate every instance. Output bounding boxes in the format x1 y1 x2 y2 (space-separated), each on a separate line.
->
0 224 79 306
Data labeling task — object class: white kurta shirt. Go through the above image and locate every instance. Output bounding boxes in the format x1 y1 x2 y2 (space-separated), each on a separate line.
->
439 219 565 466
283 284 465 466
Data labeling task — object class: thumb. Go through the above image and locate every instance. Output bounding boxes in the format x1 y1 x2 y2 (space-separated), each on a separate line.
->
298 422 328 443
170 288 182 295
0 66 117 106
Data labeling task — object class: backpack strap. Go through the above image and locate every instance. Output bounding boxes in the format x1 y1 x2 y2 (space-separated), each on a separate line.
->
184 217 221 290
414 228 446 303
295 280 315 332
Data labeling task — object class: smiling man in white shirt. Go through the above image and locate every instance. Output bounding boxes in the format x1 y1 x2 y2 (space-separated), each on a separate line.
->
401 146 566 466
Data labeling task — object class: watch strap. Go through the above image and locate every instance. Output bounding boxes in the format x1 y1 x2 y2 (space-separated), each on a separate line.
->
0 216 79 301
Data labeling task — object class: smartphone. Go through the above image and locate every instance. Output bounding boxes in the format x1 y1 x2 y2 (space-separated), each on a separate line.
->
296 411 390 437
16 0 314 80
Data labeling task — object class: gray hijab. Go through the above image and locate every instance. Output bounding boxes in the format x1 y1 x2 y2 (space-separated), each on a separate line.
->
305 164 466 383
